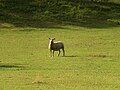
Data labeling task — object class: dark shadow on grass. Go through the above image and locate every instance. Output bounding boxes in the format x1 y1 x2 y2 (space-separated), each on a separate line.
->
1 17 120 29
0 12 65 29
0 64 26 70
32 81 48 85
63 18 120 29
64 55 79 57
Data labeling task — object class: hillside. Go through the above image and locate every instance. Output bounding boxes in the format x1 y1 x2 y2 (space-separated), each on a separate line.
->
0 0 120 28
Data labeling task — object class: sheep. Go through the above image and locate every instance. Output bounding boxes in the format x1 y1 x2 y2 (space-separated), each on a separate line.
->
48 38 65 57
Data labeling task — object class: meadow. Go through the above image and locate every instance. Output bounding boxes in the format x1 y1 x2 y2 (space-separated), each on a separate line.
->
0 25 120 90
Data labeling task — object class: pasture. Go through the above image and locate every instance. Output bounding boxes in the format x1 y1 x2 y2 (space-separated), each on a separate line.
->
0 26 120 90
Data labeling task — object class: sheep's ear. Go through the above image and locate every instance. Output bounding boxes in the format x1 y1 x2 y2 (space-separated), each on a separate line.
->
53 38 55 40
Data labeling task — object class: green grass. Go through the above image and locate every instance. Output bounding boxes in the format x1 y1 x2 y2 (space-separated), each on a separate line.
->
111 0 120 3
0 26 120 90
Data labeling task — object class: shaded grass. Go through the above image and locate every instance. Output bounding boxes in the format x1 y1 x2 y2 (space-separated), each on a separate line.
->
0 1 120 29
0 64 23 69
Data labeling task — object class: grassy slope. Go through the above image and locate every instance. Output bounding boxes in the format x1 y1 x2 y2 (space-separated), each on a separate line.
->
0 26 120 90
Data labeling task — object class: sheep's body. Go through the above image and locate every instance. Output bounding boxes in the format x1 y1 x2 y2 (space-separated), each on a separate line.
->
49 38 65 57
51 41 64 51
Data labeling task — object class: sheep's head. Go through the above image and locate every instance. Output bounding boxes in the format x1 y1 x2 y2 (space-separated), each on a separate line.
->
48 38 55 49
49 38 55 42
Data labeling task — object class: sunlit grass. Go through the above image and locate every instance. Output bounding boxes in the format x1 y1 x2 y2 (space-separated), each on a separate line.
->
0 26 120 90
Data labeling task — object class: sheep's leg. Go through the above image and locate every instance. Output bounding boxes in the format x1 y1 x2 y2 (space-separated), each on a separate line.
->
53 50 55 57
58 50 61 56
62 48 65 57
50 50 52 57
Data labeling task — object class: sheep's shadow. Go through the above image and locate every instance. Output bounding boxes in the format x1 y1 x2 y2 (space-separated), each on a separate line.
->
64 55 79 57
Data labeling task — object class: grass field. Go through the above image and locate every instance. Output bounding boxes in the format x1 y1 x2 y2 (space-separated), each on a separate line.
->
0 25 120 90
